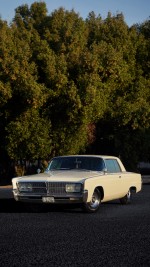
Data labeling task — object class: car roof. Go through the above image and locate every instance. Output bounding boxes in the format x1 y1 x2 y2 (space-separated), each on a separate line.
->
52 155 119 160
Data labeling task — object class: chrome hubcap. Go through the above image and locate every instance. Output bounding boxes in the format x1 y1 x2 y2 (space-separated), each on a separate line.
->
127 190 131 200
90 192 100 209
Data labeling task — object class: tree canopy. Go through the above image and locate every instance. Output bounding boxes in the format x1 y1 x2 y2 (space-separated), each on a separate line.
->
0 2 150 179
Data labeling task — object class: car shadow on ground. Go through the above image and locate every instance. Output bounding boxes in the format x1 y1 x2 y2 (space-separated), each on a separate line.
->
0 199 87 213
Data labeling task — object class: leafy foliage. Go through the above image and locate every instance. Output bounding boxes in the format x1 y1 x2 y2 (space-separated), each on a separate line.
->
6 109 51 159
0 3 149 180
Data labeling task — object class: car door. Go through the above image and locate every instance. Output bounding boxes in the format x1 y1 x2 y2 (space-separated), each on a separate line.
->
103 159 124 200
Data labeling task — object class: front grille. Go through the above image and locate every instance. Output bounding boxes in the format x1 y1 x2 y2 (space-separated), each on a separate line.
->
31 182 47 194
18 181 67 195
18 182 81 196
18 182 47 194
47 182 66 195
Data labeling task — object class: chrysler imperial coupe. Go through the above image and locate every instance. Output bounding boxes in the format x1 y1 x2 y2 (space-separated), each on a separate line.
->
12 155 142 212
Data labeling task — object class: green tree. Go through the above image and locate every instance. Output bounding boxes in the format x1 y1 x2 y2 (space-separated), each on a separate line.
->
2 9 50 161
6 109 51 160
0 2 150 177
0 19 13 166
87 14 150 168
22 7 107 156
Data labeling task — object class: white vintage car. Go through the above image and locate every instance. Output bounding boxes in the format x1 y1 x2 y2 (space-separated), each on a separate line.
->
12 155 142 212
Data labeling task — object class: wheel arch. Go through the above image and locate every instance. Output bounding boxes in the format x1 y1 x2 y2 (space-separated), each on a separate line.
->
130 186 137 193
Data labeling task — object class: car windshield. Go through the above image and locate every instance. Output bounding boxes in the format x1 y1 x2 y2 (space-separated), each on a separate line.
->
47 156 105 171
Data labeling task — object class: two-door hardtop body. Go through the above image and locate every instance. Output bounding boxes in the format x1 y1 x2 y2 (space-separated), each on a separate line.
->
12 155 142 212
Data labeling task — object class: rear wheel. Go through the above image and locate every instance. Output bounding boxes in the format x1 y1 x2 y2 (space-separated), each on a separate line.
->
82 188 101 213
120 189 131 205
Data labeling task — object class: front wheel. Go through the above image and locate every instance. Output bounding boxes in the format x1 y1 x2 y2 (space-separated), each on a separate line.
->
82 188 101 213
120 189 131 205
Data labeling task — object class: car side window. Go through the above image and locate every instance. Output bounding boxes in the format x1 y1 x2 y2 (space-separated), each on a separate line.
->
105 159 121 173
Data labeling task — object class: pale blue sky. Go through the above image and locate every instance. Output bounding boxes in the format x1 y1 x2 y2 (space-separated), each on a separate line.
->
0 0 149 26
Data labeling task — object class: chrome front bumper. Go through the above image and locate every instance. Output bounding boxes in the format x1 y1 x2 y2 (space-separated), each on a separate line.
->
13 189 88 204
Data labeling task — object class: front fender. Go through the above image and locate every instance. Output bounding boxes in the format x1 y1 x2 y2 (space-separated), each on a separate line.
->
84 178 102 202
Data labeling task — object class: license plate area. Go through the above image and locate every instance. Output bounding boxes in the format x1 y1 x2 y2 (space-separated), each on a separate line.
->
42 197 55 203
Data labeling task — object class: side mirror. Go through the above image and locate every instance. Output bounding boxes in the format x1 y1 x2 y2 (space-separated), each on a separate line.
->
37 168 41 174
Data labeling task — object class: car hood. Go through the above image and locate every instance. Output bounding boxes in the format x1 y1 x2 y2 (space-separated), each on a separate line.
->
12 170 103 184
